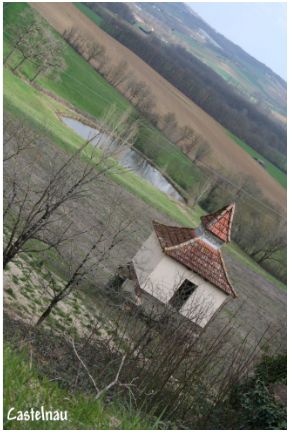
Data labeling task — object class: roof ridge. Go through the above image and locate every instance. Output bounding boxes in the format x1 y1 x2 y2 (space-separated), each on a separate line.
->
164 237 197 251
152 220 190 230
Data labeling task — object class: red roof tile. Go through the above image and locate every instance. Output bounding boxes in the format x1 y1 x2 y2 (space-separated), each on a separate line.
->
152 222 197 249
153 220 237 298
201 203 235 243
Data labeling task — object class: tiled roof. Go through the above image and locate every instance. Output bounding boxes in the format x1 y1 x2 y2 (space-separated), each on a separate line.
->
153 220 236 298
201 203 235 243
152 222 198 249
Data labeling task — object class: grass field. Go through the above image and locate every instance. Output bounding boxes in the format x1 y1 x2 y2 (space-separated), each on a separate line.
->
227 130 286 188
4 2 204 195
4 68 201 228
74 2 103 26
4 345 162 430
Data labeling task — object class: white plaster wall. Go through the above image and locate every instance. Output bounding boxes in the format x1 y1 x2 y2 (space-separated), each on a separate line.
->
132 232 163 287
133 232 228 327
142 254 193 303
140 252 227 327
180 282 227 327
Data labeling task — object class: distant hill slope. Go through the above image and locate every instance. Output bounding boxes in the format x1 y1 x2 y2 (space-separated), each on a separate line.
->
130 2 287 125
83 2 286 174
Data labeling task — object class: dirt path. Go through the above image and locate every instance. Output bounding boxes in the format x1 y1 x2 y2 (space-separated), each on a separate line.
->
30 3 286 208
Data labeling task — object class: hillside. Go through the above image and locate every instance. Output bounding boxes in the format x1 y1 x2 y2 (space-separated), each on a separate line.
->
87 2 286 174
29 2 286 208
3 3 286 429
130 2 287 125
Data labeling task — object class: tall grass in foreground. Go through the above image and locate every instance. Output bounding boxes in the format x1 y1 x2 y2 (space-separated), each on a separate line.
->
3 345 165 430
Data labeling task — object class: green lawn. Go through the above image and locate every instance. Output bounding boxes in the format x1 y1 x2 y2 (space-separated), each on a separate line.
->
74 2 103 26
4 345 163 430
226 130 286 188
4 2 204 195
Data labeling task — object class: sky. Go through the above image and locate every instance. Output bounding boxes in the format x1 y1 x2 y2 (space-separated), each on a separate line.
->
189 2 287 81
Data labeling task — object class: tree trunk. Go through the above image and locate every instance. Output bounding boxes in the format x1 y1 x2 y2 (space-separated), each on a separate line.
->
36 296 61 326
3 242 21 269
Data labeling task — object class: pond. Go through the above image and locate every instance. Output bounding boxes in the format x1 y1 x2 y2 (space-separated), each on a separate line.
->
62 117 184 202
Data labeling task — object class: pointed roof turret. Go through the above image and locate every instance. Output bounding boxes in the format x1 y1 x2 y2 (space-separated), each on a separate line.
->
200 203 235 243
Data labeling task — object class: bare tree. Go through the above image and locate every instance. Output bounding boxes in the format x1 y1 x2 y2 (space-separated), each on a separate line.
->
175 125 195 145
29 29 66 82
63 27 86 55
107 60 130 87
250 219 286 264
187 177 213 208
3 110 138 269
136 91 156 116
182 131 202 155
193 140 211 163
124 78 147 103
4 9 41 65
36 212 133 326
86 41 105 63
5 9 66 81
97 52 111 76
63 27 109 75
4 115 37 163
161 112 178 140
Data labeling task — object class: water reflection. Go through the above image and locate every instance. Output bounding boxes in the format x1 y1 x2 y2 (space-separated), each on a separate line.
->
62 117 184 202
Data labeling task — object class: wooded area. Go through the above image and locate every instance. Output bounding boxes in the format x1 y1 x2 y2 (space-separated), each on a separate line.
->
86 3 286 173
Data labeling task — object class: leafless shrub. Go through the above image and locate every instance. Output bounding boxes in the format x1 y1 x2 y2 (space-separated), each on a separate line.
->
62 284 278 428
4 115 38 163
193 139 211 162
124 78 147 103
63 27 86 55
3 109 138 270
71 337 126 400
187 176 213 209
107 59 131 87
161 112 178 135
86 41 106 63
175 125 195 145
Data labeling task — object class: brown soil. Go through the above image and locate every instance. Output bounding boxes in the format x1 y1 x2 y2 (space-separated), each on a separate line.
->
30 2 286 207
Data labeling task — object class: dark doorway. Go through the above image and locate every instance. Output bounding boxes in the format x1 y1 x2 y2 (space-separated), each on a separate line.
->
169 279 197 311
